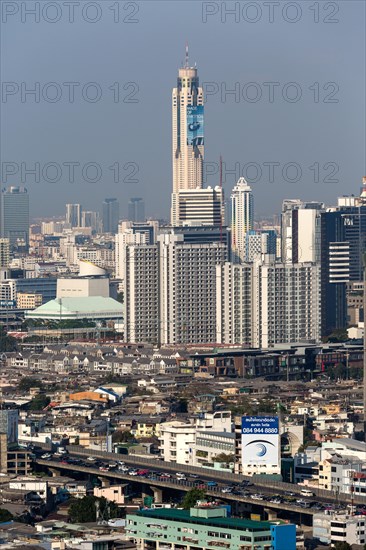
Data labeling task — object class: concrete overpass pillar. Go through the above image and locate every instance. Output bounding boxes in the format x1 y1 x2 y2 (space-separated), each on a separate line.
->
49 467 61 477
265 508 278 521
98 477 110 488
152 487 163 503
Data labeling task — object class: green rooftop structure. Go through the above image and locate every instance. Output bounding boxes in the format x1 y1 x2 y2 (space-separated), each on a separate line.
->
126 503 296 550
25 296 123 321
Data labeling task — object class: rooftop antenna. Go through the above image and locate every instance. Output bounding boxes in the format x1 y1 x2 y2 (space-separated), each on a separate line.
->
185 42 189 68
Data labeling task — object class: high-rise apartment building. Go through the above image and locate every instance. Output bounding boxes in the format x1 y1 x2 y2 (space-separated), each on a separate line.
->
124 244 159 343
171 48 204 225
176 186 224 226
128 198 145 222
115 220 157 284
252 257 321 348
0 239 10 268
124 227 229 345
216 262 252 346
281 200 323 263
102 198 119 233
216 257 321 348
245 229 277 261
65 203 82 228
230 177 253 263
0 187 29 249
158 229 228 344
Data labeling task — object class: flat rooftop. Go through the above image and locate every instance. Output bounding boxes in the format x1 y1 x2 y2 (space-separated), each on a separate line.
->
132 508 280 531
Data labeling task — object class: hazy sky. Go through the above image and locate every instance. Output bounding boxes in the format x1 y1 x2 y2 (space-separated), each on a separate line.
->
1 0 365 220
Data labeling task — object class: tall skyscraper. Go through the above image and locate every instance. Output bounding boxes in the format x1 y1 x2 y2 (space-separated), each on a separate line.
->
171 47 204 225
128 198 145 222
102 198 119 233
81 211 101 233
230 177 253 263
0 187 29 249
65 203 82 227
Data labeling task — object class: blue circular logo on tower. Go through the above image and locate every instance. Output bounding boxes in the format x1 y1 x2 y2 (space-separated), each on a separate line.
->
255 443 267 457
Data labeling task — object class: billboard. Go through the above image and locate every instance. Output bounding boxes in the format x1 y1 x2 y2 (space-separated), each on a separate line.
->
187 105 204 146
241 416 279 467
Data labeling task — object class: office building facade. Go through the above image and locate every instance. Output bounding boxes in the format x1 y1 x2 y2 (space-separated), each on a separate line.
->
65 203 82 228
0 187 29 249
102 198 119 233
128 197 145 222
176 186 224 226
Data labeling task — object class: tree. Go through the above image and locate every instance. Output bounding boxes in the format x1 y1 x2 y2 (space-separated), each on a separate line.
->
69 496 97 523
28 393 50 411
213 453 235 464
112 430 135 443
18 377 44 392
68 496 119 523
334 543 352 550
181 489 206 510
0 326 17 352
0 508 13 522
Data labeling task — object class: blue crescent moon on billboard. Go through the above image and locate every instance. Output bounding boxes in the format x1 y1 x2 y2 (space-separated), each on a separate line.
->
244 439 275 458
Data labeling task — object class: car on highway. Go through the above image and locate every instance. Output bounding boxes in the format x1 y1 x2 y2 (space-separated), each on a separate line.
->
136 469 149 476
269 497 282 504
41 453 52 459
206 481 218 487
128 469 138 476
87 456 96 462
250 494 265 500
108 462 118 470
222 487 233 494
296 499 311 508
99 466 110 472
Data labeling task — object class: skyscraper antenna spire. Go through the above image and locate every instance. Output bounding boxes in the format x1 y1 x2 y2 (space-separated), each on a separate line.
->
185 42 189 68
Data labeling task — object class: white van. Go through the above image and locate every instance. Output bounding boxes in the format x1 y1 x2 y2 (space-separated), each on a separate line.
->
300 489 314 497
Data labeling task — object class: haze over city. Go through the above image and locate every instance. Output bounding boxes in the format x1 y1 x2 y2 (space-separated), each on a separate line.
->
1 1 365 219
